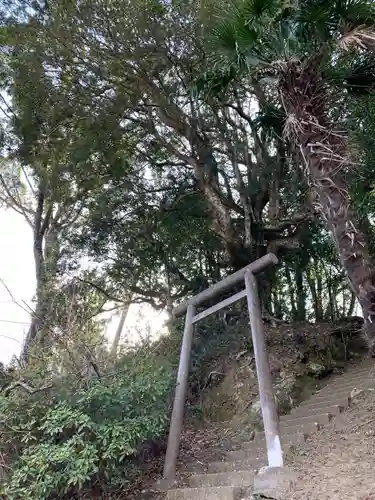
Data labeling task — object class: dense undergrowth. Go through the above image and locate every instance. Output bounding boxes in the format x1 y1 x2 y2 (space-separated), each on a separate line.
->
0 302 253 500
0 313 239 500
0 311 365 500
0 349 173 500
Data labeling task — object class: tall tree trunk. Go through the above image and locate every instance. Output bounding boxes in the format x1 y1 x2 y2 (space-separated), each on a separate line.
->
273 288 283 319
22 231 57 362
295 246 309 321
198 174 245 267
295 265 306 321
280 59 375 351
348 291 356 316
285 265 297 319
326 281 335 322
315 263 324 321
111 304 131 357
306 266 323 321
21 187 57 363
26 233 46 345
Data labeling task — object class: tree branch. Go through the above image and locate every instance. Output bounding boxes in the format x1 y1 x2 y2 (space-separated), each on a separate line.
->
264 212 316 234
3 380 53 396
0 174 33 227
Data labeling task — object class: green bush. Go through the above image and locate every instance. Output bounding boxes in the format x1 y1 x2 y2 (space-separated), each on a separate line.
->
0 356 173 500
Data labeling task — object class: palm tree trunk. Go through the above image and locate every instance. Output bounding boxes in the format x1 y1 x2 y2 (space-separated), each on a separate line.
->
280 60 375 350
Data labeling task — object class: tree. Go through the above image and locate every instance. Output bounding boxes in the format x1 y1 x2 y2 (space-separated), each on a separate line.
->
0 0 363 342
2 0 317 268
0 22 139 359
208 0 375 348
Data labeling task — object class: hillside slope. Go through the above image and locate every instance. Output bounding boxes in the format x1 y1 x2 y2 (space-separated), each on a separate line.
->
133 319 369 500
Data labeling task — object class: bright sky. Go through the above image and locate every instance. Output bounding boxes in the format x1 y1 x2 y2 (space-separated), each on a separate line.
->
0 207 168 365
0 207 35 364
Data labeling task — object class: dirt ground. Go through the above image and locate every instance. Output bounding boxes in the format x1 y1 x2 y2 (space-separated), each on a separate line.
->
287 388 375 500
125 421 227 500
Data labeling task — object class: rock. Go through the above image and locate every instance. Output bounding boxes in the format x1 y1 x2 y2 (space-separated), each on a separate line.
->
350 387 374 401
253 466 298 499
268 353 284 374
251 399 262 415
306 361 328 378
278 371 297 391
273 370 298 413
351 387 364 399
248 399 262 426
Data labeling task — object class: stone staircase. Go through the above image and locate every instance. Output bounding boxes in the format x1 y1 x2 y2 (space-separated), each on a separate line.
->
166 358 375 500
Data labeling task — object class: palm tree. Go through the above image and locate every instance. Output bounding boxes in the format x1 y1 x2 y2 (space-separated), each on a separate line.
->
206 0 375 348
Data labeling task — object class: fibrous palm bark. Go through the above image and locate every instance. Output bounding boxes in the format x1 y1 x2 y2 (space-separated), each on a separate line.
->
280 59 375 348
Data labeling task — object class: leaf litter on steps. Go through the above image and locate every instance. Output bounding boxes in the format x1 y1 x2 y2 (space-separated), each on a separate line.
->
286 387 375 500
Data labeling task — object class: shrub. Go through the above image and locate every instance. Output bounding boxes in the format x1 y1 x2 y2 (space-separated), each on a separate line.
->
0 356 173 500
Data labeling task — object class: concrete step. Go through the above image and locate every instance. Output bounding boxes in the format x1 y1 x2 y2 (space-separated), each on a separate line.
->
226 442 295 462
286 405 343 420
242 440 294 453
240 443 266 454
337 377 375 385
188 470 254 488
318 381 374 393
311 386 352 398
209 455 266 473
279 412 333 429
315 377 375 392
167 362 375 500
304 394 351 407
336 368 374 377
288 404 344 419
226 448 266 462
167 486 239 500
296 396 351 412
341 366 375 376
309 388 352 401
311 380 375 401
254 424 314 445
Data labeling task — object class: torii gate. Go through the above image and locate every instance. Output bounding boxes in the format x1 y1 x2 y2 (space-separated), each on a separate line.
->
163 253 283 480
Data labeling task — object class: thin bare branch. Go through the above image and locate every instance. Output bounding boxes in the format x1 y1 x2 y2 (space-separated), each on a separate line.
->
3 381 53 396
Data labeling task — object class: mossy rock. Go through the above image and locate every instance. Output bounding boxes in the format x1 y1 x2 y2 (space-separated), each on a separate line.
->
306 361 331 379
201 364 257 422
248 399 262 427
